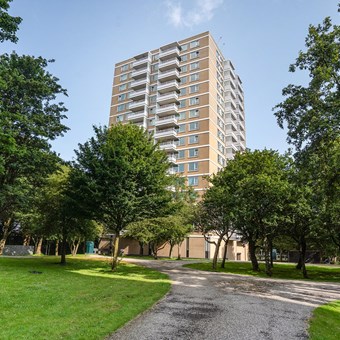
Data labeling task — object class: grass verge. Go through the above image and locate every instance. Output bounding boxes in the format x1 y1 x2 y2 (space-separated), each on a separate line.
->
309 300 340 340
183 261 340 282
0 256 170 339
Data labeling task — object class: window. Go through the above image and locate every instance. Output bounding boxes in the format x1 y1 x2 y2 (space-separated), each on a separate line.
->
188 176 198 186
178 124 185 133
121 64 129 72
218 129 225 142
177 137 185 146
188 148 198 158
189 97 199 106
190 40 199 48
150 95 157 104
117 104 126 112
178 112 186 120
181 65 188 73
179 100 186 108
150 85 156 92
177 150 185 159
118 93 126 101
190 51 199 59
149 107 156 114
188 162 198 172
152 54 159 61
151 74 158 81
180 76 187 84
180 88 187 96
151 64 158 72
178 164 185 173
218 141 225 154
218 155 225 166
116 115 123 122
119 84 127 91
189 122 199 131
181 54 188 62
181 44 188 51
149 118 155 126
190 85 199 93
120 74 128 81
189 109 199 118
188 135 199 144
190 73 199 81
190 62 199 70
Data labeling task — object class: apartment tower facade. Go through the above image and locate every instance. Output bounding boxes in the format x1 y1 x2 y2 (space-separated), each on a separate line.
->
109 31 246 196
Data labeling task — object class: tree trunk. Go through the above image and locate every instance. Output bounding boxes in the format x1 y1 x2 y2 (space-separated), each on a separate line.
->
34 238 43 255
60 230 67 265
0 218 12 255
73 242 80 256
264 236 272 277
111 234 120 270
55 239 59 256
212 235 223 270
221 239 228 268
23 234 31 246
169 243 174 259
177 243 182 260
269 238 274 268
139 242 144 255
300 236 308 278
248 239 259 271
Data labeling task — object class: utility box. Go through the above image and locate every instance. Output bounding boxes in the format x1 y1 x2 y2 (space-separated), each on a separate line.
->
85 241 94 254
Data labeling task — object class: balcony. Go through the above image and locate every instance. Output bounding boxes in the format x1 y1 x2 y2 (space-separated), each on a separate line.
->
225 97 237 110
159 46 180 60
238 141 246 150
238 130 246 141
135 121 147 129
129 100 148 111
157 103 178 117
154 128 178 140
132 55 151 69
127 110 147 122
158 69 180 82
157 80 179 94
131 67 149 79
155 115 178 128
159 141 177 152
131 77 149 90
157 91 179 105
130 88 149 100
226 131 238 142
226 120 238 131
158 58 180 71
168 154 177 164
239 120 245 131
225 108 238 121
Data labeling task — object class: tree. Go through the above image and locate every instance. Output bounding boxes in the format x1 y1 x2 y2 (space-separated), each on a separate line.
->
0 52 68 254
209 150 291 275
195 184 235 270
0 0 22 43
70 124 172 270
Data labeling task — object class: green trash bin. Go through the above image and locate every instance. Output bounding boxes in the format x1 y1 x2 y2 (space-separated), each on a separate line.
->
86 241 94 254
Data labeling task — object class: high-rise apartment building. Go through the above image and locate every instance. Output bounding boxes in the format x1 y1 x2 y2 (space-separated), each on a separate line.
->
109 31 246 195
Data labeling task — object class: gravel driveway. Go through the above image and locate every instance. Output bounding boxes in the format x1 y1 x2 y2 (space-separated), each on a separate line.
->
108 259 340 340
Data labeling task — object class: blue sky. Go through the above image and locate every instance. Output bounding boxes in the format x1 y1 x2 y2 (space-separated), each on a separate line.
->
1 0 339 161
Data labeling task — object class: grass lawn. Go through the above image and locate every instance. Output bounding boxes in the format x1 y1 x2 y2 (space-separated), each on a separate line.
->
0 256 170 339
184 261 340 282
309 300 340 340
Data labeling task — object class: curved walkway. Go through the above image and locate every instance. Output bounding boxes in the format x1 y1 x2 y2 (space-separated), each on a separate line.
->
109 259 340 340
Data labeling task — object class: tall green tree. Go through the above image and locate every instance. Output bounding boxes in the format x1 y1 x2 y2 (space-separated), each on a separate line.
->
70 124 172 270
274 11 340 259
0 0 22 43
209 150 291 275
0 53 68 254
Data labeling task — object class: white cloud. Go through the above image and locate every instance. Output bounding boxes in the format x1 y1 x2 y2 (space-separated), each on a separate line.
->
165 0 224 28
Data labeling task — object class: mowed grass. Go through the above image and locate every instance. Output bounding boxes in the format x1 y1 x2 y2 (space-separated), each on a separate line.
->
0 256 170 340
184 261 340 282
309 300 340 340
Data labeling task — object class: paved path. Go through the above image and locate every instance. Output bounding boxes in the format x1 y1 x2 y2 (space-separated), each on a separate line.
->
109 259 340 340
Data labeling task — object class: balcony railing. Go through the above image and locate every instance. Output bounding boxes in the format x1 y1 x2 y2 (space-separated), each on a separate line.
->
132 55 151 68
159 46 180 60
157 103 178 116
159 141 177 151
